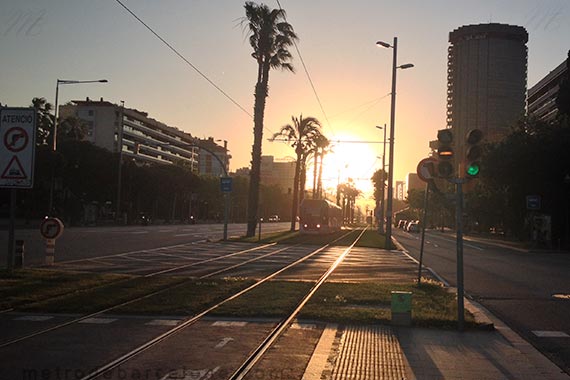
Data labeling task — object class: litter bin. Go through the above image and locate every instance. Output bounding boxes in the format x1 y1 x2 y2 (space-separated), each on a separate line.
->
391 291 412 326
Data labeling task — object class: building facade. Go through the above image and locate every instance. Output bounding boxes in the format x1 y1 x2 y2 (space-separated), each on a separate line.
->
197 137 230 177
447 24 528 154
527 56 569 122
260 155 296 193
60 99 228 175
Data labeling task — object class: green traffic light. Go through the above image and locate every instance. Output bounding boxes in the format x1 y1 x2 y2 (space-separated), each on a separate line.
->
466 163 480 177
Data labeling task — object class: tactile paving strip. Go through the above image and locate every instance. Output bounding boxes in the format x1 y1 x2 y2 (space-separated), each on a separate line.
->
330 325 407 380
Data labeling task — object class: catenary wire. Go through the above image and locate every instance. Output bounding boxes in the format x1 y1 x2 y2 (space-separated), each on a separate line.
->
114 0 253 119
275 0 336 138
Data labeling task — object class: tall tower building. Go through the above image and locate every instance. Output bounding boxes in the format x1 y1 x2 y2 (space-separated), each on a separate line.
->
447 24 528 149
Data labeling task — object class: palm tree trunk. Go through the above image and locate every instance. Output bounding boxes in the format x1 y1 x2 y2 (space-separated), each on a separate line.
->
299 160 307 204
290 149 302 231
312 153 318 199
317 150 324 199
246 63 270 237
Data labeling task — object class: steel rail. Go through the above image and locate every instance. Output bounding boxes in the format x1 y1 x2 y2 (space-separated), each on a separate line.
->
79 230 356 380
0 242 280 348
228 228 367 380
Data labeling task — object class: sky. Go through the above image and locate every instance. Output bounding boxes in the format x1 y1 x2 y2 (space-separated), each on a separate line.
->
1 0 569 202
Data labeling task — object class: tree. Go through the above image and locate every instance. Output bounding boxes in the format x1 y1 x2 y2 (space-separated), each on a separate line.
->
311 134 330 199
58 116 88 142
272 115 322 231
31 97 54 145
242 1 298 237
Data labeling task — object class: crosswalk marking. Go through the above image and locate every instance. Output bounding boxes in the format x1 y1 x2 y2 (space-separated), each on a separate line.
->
14 316 53 321
532 330 569 338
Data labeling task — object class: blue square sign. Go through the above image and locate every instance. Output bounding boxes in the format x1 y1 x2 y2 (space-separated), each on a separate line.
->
220 177 232 193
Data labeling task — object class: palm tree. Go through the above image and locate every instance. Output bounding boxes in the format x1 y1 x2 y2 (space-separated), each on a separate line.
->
311 134 330 199
31 97 54 146
273 115 322 231
242 1 298 237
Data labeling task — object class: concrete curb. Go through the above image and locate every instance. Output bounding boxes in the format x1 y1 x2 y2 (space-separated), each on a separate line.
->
392 235 569 378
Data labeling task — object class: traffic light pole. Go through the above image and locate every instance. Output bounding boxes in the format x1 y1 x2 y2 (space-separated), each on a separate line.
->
449 177 467 331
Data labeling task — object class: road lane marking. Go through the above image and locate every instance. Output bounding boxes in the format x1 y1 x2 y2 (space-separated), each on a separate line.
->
532 331 569 338
214 337 234 348
79 318 117 324
146 319 181 326
14 316 53 321
211 321 247 327
129 231 149 234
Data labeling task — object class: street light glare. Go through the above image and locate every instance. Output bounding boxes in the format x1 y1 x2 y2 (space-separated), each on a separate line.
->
376 41 391 48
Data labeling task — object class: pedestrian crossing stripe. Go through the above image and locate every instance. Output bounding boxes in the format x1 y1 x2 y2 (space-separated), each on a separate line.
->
532 330 569 338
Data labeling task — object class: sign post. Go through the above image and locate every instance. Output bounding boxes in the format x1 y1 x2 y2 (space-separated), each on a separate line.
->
1 108 36 271
416 158 437 285
220 177 233 241
40 217 65 265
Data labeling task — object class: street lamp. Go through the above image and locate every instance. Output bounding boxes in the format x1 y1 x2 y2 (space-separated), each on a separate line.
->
53 79 108 151
49 78 108 215
376 125 387 233
376 38 414 249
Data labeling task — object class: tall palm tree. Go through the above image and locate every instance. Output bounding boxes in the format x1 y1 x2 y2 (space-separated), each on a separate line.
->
273 115 322 231
311 134 330 199
242 1 298 237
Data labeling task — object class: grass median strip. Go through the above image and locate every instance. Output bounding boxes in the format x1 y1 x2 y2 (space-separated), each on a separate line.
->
300 279 476 328
0 269 129 311
2 270 476 328
234 229 392 249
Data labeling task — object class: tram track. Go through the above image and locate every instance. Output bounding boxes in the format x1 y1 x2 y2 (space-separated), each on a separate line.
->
0 242 287 348
78 228 364 380
0 228 365 380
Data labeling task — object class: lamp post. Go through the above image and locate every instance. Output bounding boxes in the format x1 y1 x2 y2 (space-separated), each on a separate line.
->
49 78 108 214
376 124 387 233
377 38 413 249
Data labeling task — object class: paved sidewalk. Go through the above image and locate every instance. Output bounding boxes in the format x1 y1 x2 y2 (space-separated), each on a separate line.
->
301 247 569 380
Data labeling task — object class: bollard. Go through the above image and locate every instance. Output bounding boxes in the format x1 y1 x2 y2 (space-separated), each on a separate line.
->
391 291 412 326
45 239 55 266
14 240 24 269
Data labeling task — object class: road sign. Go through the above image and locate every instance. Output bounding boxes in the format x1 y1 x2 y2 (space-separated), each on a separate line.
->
220 177 233 193
40 217 65 240
416 158 437 182
0 108 36 188
526 195 541 210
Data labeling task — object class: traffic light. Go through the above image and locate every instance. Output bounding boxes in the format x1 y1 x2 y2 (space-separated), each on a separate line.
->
465 129 483 178
436 129 454 178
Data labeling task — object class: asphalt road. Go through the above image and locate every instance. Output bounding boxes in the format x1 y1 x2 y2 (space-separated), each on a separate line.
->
0 221 291 267
394 228 570 375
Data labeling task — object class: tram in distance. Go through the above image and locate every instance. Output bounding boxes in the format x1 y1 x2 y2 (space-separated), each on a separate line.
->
299 199 343 234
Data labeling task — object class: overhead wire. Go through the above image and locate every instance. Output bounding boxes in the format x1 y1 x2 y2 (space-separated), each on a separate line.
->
275 0 335 138
113 0 253 119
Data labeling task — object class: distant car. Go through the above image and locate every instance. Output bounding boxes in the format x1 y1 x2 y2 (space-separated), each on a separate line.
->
407 221 420 233
268 215 280 222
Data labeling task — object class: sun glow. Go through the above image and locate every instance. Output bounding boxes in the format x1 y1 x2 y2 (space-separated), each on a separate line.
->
312 134 379 199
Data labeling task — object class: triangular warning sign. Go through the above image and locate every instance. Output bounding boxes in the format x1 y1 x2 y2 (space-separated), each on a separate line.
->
1 156 27 179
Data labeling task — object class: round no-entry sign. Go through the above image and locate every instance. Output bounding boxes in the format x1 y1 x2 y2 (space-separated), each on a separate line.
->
40 217 64 240
416 158 437 182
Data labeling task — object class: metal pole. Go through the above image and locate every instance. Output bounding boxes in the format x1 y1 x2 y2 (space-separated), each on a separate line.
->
417 181 430 285
385 37 398 250
52 80 60 152
48 81 60 214
7 189 17 272
379 124 386 234
115 101 124 224
456 179 465 331
223 193 230 241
